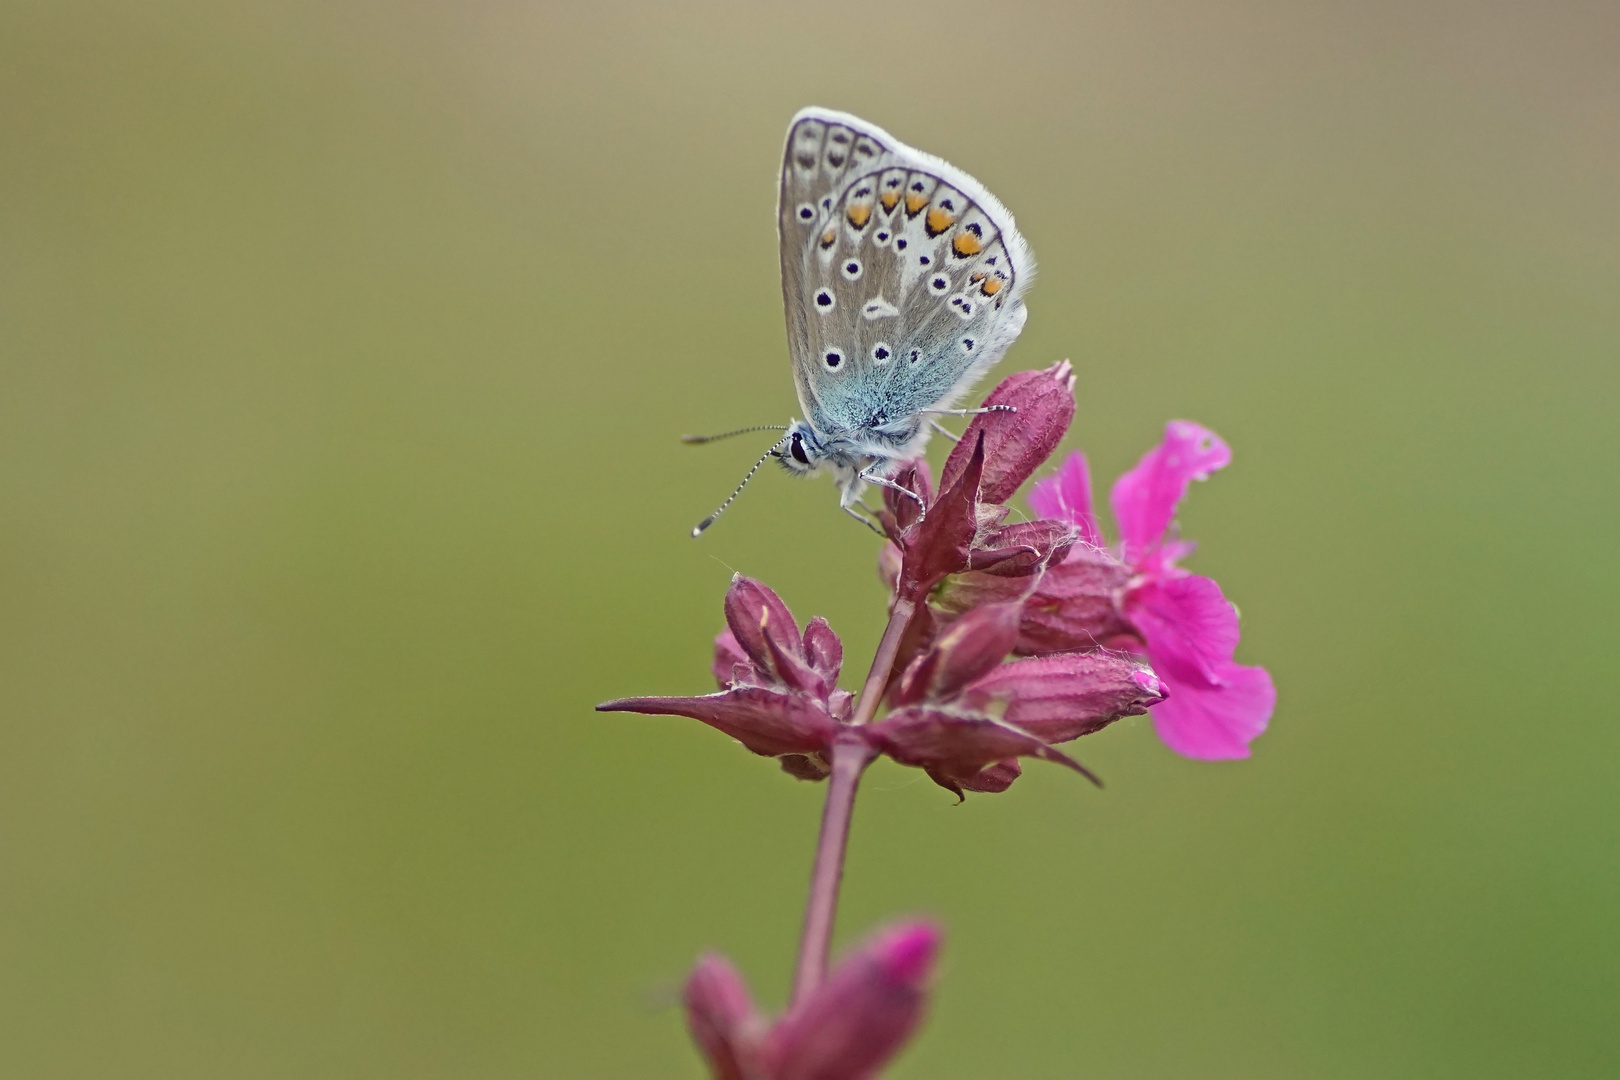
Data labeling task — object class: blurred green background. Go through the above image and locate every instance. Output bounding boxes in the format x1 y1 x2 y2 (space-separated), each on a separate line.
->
3 1 1616 1076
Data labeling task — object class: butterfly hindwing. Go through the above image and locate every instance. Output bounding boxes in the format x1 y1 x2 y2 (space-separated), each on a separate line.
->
777 108 1034 444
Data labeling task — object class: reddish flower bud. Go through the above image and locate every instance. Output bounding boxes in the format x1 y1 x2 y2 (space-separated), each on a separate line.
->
712 628 753 689
598 685 841 759
960 652 1166 744
760 923 941 1080
937 359 1076 505
684 955 765 1080
725 575 831 698
1015 544 1136 655
891 602 1022 707
865 707 1101 799
893 432 986 604
599 576 850 776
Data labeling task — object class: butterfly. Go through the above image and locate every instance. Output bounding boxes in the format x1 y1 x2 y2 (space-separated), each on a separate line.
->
689 107 1035 536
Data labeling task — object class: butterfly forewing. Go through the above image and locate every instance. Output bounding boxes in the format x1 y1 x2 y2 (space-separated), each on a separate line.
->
777 108 1034 447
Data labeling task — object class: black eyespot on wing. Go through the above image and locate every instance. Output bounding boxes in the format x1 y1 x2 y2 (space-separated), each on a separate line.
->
941 198 955 211
966 222 983 237
842 259 862 281
824 349 844 369
815 289 835 311
831 131 850 144
961 338 975 352
872 343 891 362
910 181 926 192
827 152 846 167
930 275 949 292
797 203 815 221
909 349 921 363
895 238 908 250
919 255 931 266
795 152 816 169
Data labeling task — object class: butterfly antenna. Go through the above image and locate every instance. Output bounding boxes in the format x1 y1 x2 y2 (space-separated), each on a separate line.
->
692 437 788 537
682 424 790 445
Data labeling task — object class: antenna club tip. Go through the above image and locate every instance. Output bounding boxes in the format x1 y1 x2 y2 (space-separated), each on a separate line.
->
692 518 715 537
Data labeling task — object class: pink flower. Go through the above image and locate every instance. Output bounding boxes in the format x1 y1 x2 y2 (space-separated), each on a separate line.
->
1028 422 1276 759
599 574 1161 794
684 922 941 1080
869 601 1164 798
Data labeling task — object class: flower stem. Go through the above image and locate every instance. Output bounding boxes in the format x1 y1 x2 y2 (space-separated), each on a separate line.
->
789 597 916 1006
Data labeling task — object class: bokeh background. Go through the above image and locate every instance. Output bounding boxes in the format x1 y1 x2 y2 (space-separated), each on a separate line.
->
3 1 1617 1076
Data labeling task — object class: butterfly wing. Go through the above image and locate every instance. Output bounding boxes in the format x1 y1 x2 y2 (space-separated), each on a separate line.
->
777 107 1035 449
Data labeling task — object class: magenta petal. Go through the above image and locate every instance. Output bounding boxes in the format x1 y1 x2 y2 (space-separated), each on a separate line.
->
1125 574 1241 688
1110 420 1231 563
597 687 839 758
684 955 764 1080
963 652 1166 744
1029 451 1103 548
939 360 1076 504
763 923 941 1080
1150 659 1275 760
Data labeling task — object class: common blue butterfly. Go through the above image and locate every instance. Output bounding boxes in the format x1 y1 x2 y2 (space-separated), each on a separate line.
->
690 107 1034 535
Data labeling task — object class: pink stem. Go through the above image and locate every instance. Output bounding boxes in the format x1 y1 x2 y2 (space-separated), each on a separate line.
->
789 597 916 1005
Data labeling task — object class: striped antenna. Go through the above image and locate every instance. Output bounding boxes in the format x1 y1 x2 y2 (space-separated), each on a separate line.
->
681 424 790 445
691 436 789 537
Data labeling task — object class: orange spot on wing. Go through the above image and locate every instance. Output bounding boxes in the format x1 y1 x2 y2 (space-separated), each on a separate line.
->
980 277 1004 296
821 229 837 249
926 207 955 236
904 193 929 215
952 232 982 257
847 204 872 229
880 191 900 211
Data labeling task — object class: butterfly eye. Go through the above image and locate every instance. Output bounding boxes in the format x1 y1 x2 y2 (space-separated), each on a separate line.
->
871 342 892 363
790 432 810 465
824 349 844 370
814 289 836 312
842 259 863 281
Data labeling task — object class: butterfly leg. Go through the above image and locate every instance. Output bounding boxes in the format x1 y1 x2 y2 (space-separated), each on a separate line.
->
858 468 927 523
928 419 962 444
842 504 886 536
919 405 1018 417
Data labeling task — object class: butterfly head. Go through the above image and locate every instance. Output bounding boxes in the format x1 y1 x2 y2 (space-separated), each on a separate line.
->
775 421 828 476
